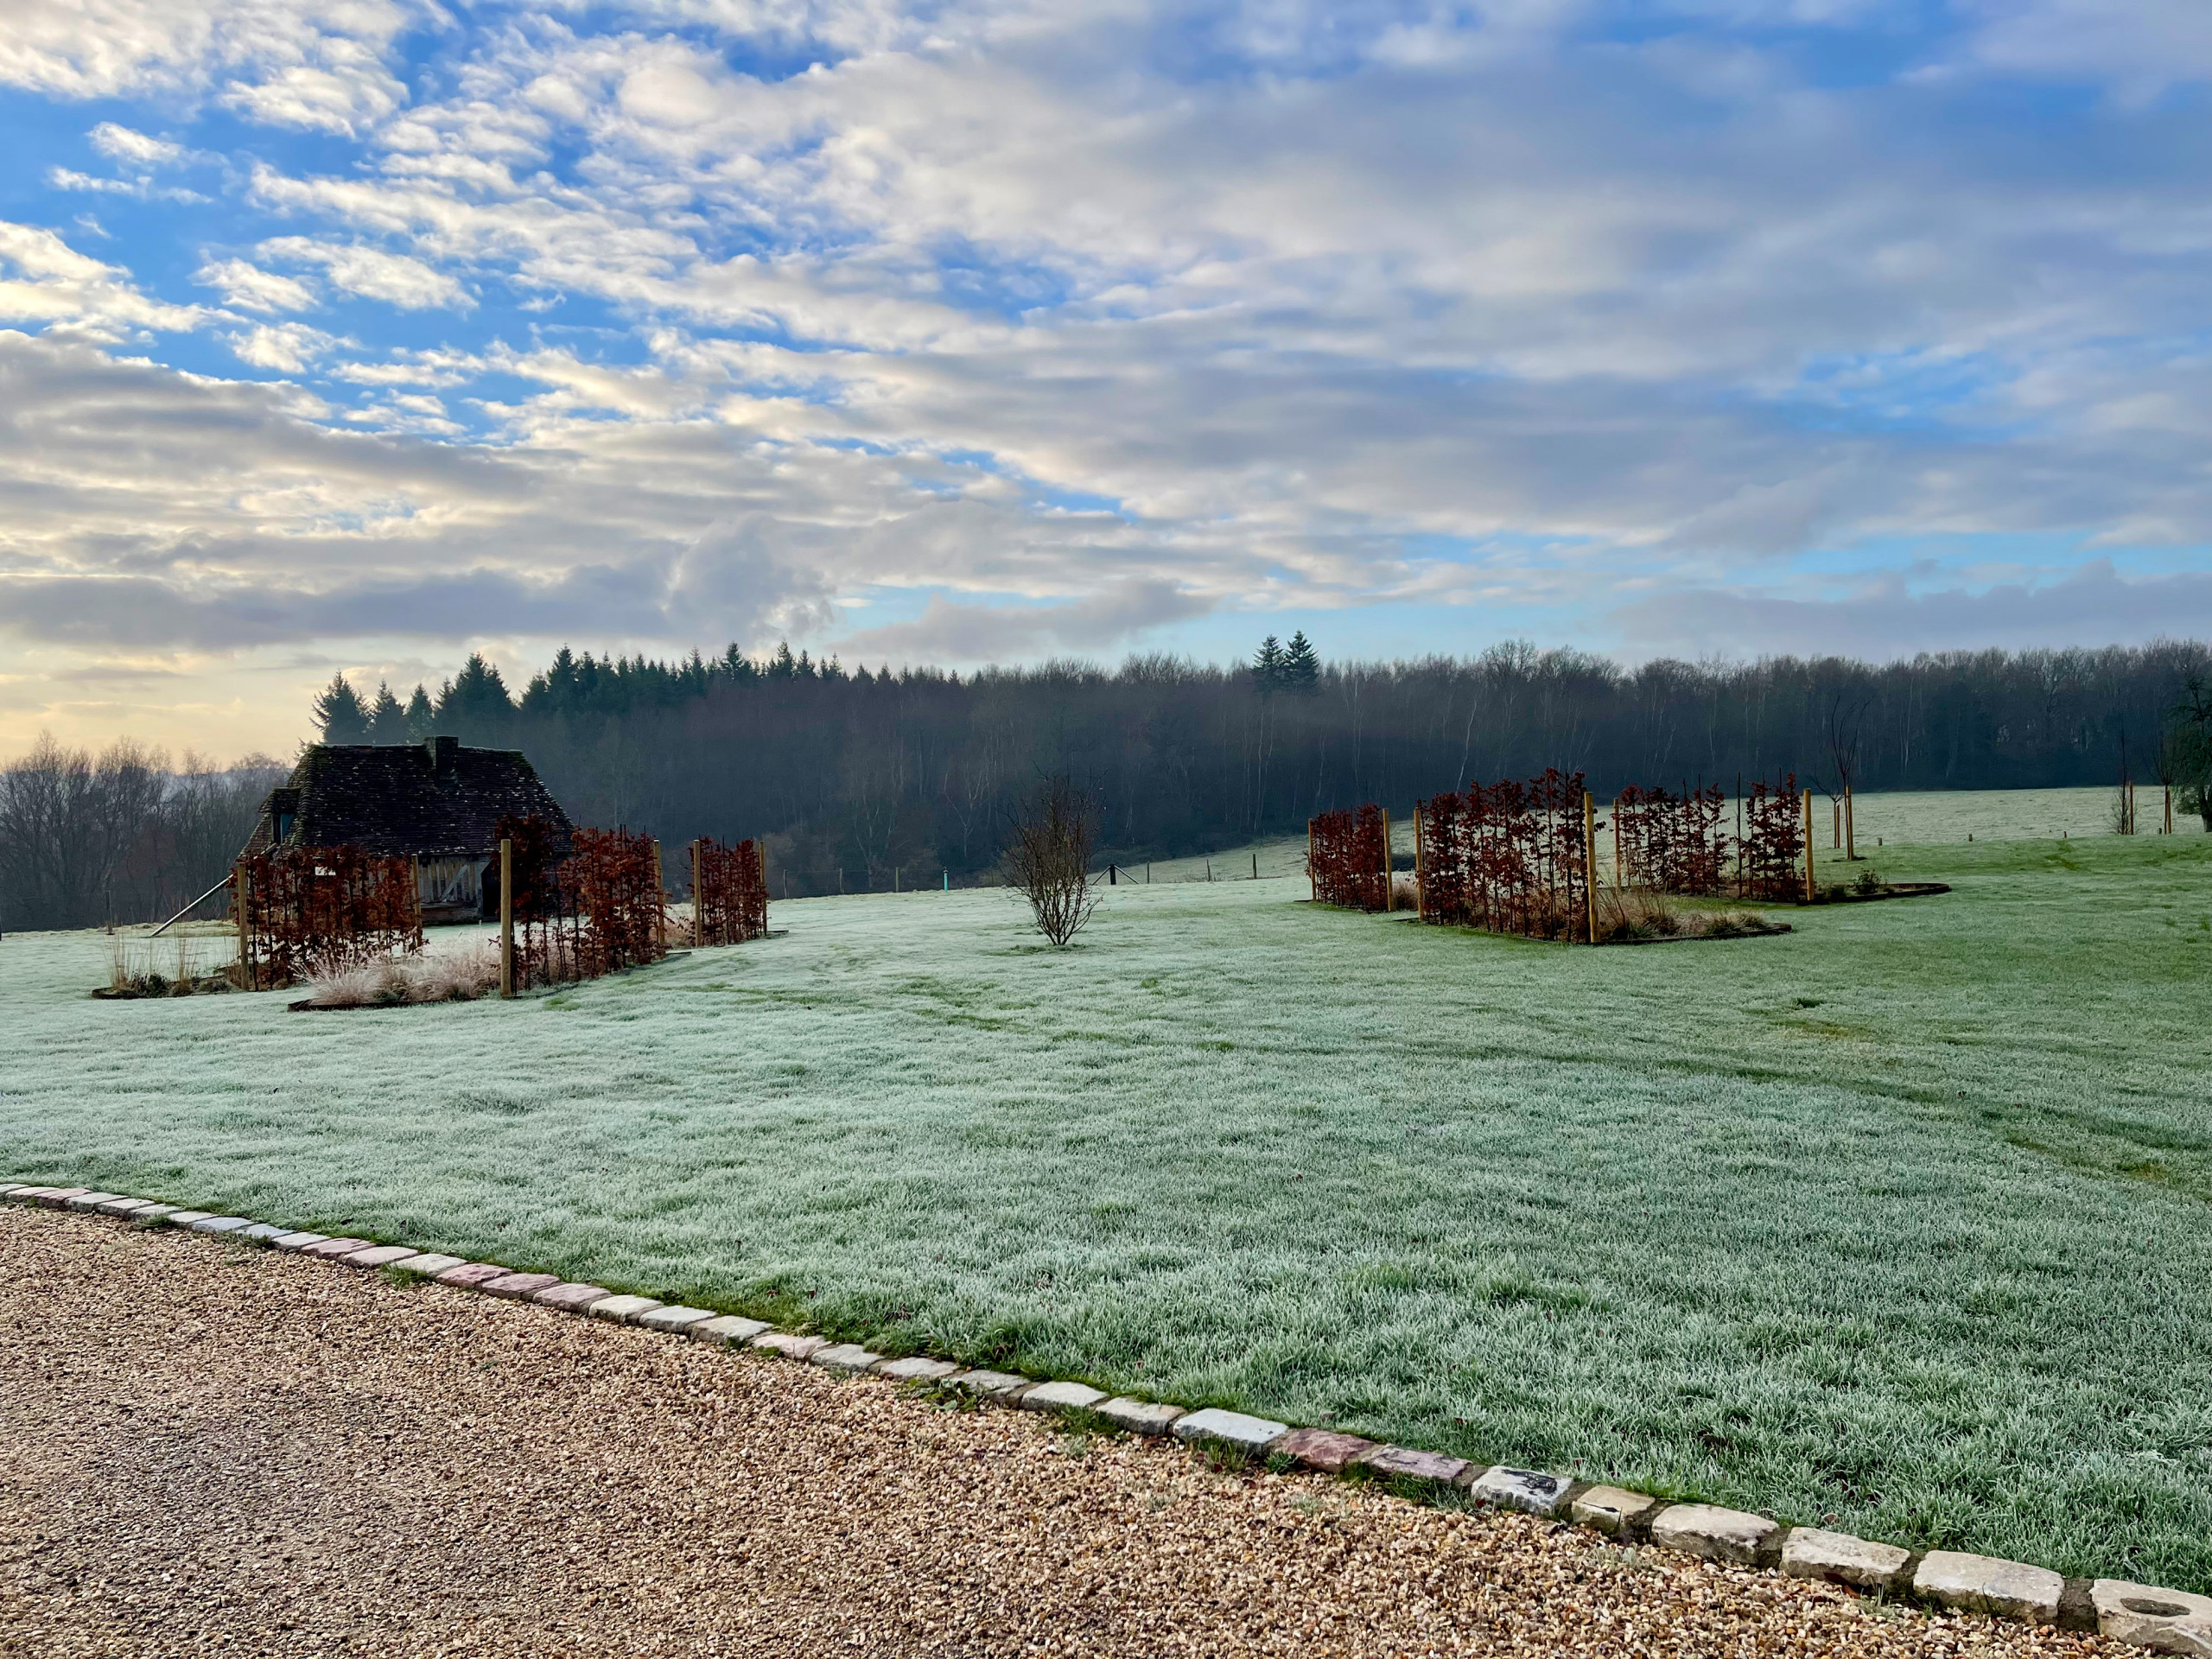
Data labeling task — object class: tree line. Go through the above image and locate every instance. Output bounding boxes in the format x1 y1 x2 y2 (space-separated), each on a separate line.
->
5 632 2205 930
315 632 2212 900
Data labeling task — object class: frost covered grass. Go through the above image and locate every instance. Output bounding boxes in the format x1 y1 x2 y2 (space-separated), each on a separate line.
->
3 825 2209 1590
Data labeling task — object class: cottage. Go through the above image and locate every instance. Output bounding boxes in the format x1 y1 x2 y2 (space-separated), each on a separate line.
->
241 737 575 924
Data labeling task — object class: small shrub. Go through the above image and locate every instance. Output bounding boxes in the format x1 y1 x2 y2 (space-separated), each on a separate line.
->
1854 868 1885 895
1001 775 1100 948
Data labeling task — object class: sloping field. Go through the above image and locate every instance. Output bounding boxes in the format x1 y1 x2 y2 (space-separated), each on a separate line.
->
3 825 2208 1591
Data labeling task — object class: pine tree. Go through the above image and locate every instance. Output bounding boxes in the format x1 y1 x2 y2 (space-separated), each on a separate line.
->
1252 635 1284 697
437 652 515 741
1280 630 1319 696
768 641 798 680
312 673 371 744
366 680 409 743
404 684 435 741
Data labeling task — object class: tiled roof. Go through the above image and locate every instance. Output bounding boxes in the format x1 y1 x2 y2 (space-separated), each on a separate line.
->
243 738 575 860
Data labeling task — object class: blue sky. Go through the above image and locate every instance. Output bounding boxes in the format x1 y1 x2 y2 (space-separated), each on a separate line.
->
0 0 2205 754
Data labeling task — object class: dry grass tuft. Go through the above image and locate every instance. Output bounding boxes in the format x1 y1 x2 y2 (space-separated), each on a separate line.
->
302 943 499 1008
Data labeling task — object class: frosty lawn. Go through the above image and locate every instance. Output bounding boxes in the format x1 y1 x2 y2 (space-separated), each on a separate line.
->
3 825 2209 1593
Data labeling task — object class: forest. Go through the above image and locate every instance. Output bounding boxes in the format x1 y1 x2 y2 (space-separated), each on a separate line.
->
3 633 2207 927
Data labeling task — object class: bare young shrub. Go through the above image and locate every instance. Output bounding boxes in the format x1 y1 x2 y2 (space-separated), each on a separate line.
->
1001 775 1100 947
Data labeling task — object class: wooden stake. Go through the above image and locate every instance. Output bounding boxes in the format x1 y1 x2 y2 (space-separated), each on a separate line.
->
1833 799 1840 849
1802 788 1815 903
1306 821 1314 901
499 836 514 998
1845 784 1855 860
1584 791 1599 944
1611 792 1622 888
233 864 251 992
1381 807 1392 911
2165 784 2174 835
651 839 666 950
1414 800 1426 920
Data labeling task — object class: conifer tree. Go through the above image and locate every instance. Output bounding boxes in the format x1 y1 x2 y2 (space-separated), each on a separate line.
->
312 673 371 744
1253 634 1283 696
404 684 435 741
366 680 409 743
1280 630 1320 695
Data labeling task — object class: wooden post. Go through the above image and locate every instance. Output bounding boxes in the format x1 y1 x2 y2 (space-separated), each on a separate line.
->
1414 800 1426 920
1611 792 1623 888
233 864 251 992
1306 821 1314 901
1833 799 1840 849
2165 785 2174 835
1845 784 1855 860
1251 851 1257 880
1381 807 1392 911
1584 791 1599 944
1802 788 1815 903
650 840 666 950
499 837 514 998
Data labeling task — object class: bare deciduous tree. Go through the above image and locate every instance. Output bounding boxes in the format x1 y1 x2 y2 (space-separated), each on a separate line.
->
1001 775 1099 946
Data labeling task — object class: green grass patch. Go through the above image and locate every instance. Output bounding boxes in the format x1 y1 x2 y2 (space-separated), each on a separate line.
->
1 815 2208 1588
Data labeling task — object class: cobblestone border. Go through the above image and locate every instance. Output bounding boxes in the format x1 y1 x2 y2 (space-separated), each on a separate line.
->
10 1181 2210 1651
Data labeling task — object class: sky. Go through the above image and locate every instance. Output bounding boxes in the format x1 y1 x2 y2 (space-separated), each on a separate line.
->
0 0 2206 760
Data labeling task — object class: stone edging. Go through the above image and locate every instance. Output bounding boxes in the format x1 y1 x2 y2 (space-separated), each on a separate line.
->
9 1182 2209 1651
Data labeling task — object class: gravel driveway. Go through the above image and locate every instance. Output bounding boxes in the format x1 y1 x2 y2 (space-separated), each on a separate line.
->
0 1209 2106 1657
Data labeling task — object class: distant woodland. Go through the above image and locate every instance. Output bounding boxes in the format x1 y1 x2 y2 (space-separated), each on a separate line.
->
314 634 2212 900
4 634 2206 928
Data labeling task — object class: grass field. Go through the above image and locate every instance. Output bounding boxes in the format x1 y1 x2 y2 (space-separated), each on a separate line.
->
4 817 2209 1590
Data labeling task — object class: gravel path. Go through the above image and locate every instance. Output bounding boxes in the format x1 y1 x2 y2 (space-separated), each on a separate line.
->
1 1210 2111 1658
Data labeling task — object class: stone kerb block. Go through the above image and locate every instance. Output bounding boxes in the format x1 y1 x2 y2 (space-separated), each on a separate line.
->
1570 1485 1657 1538
588 1295 664 1324
97 1198 157 1217
1359 1446 1470 1488
1465 1466 1573 1515
692 1316 772 1347
752 1332 830 1361
532 1283 611 1313
236 1223 289 1243
873 1356 958 1381
66 1193 125 1212
1650 1503 1783 1567
1782 1528 1913 1594
37 1190 93 1209
188 1217 252 1235
130 1206 181 1224
300 1237 374 1259
481 1272 562 1300
1275 1427 1376 1473
1096 1398 1185 1436
942 1369 1033 1402
638 1306 716 1334
270 1232 328 1250
391 1253 467 1277
162 1211 214 1229
1914 1552 2065 1624
343 1246 422 1269
1171 1408 1288 1454
811 1343 885 1373
435 1262 519 1289
2091 1580 2212 1651
1020 1380 1108 1413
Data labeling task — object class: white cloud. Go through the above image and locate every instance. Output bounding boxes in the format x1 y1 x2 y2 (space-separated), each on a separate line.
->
257 236 473 310
195 256 317 312
228 319 342 372
0 220 207 338
87 121 184 165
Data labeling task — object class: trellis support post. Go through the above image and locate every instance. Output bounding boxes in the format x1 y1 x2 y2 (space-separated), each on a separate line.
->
1802 789 1815 903
1584 791 1599 944
1380 807 1392 911
499 837 514 999
233 863 251 992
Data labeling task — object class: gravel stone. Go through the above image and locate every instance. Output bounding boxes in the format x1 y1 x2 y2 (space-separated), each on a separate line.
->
1569 1484 1658 1537
480 1272 562 1300
752 1332 831 1360
1914 1551 2065 1624
636 1305 716 1334
691 1315 772 1346
874 1356 959 1382
1171 1408 1288 1453
343 1246 423 1269
1464 1466 1573 1516
1651 1503 1784 1567
587 1294 664 1323
435 1262 518 1288
1359 1446 1470 1487
389 1252 467 1276
299 1237 375 1259
943 1369 1033 1402
531 1282 612 1313
2089 1580 2212 1649
1276 1427 1376 1472
1020 1380 1109 1413
812 1342 886 1372
1096 1398 1186 1436
187 1217 252 1235
1785 1528 1915 1593
0 1207 2117 1659
270 1231 328 1250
